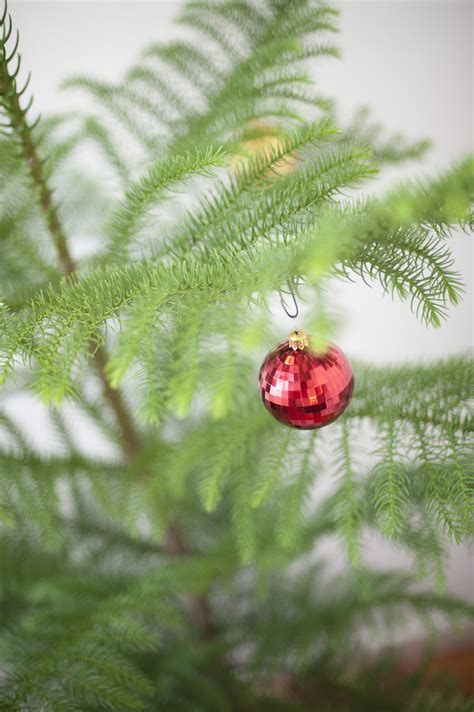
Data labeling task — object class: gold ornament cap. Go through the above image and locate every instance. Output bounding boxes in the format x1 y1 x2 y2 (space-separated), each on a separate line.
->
288 329 309 351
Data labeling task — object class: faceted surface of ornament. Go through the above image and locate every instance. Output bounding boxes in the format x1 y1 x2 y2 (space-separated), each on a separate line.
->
258 337 354 429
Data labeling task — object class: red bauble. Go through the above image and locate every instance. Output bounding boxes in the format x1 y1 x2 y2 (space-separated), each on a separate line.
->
258 330 354 429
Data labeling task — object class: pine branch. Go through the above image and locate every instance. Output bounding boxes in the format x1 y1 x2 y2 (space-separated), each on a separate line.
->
0 4 140 453
1 150 469 404
251 428 292 508
0 3 216 640
164 118 340 257
334 420 363 563
275 430 318 551
61 76 162 152
343 106 432 165
163 522 217 638
0 6 74 276
104 145 227 262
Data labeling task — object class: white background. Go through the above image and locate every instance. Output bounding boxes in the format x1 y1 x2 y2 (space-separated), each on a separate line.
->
8 0 474 611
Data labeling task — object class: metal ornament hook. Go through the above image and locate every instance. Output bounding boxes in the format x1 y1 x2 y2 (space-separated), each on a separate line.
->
279 280 299 319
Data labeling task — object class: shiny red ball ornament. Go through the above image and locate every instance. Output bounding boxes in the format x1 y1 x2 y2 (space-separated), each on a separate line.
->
258 330 354 429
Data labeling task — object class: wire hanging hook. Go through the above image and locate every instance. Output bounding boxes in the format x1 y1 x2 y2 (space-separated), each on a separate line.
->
279 279 299 319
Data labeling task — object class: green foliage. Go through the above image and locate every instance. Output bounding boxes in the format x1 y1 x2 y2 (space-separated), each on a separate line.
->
104 146 228 263
343 106 432 165
0 0 473 710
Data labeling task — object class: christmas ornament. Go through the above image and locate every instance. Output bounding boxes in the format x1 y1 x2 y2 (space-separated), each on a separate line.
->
258 330 354 429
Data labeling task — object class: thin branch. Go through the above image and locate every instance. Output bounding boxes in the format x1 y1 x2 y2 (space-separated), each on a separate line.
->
0 10 140 454
164 522 216 638
0 8 214 636
1 83 74 272
92 346 141 457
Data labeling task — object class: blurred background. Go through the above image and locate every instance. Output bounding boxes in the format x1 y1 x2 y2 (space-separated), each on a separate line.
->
9 0 473 628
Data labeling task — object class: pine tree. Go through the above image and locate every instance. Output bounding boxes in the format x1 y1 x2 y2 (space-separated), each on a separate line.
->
0 1 473 710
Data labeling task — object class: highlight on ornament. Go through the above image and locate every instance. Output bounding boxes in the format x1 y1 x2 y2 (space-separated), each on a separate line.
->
258 330 354 430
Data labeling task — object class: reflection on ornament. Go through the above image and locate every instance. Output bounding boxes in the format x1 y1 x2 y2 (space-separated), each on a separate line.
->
235 119 299 177
258 330 354 430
